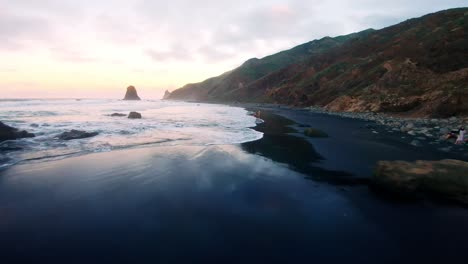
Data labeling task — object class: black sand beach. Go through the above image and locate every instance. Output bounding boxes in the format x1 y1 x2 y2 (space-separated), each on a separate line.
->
251 106 467 176
1 107 468 264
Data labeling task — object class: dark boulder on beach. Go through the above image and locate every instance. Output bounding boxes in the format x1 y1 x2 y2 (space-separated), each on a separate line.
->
111 113 127 117
128 112 142 119
123 86 141 101
373 159 468 204
0 121 35 142
58 130 99 140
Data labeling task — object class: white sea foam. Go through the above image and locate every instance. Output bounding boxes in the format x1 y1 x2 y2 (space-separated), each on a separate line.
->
0 99 263 166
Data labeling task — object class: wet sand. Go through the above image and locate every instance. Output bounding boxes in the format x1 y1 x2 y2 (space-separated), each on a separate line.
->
0 108 468 264
251 106 467 176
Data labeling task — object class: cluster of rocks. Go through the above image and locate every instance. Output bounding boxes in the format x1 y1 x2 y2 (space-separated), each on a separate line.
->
2 110 143 145
0 121 35 142
111 112 142 119
57 110 142 141
57 110 143 141
0 121 99 144
307 106 467 149
114 87 143 118
1 86 146 150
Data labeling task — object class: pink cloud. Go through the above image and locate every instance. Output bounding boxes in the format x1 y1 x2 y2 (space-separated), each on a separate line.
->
270 4 294 17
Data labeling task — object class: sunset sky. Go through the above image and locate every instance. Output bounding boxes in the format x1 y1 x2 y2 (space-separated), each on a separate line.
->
1 0 465 99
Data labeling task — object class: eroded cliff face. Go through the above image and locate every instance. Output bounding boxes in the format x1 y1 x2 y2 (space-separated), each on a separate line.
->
168 8 468 117
312 63 468 118
162 90 171 100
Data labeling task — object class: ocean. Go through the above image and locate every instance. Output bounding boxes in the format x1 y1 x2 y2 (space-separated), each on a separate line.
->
1 101 468 263
0 99 263 167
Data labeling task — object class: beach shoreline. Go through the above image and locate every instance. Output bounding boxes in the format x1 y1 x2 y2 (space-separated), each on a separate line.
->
236 102 468 161
1 103 468 263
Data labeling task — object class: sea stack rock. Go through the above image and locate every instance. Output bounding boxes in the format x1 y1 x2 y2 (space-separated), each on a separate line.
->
123 86 141 101
163 90 171 100
0 121 35 142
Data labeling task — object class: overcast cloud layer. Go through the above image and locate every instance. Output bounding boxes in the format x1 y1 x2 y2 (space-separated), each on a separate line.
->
0 0 465 98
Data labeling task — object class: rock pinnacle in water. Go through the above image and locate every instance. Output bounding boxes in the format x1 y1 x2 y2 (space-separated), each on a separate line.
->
123 86 141 101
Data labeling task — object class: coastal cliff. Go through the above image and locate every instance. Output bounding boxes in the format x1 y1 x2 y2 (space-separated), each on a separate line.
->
167 8 468 117
162 90 171 100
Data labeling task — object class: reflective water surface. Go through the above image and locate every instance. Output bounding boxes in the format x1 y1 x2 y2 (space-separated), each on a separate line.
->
1 143 468 263
1 109 468 264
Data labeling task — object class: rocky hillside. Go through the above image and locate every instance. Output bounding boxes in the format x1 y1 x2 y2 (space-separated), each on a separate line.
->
167 28 375 102
167 8 468 117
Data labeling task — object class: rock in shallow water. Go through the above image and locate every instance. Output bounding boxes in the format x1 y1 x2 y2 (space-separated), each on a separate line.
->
128 112 142 119
373 159 468 204
0 121 35 142
123 85 141 101
111 113 127 117
58 130 99 140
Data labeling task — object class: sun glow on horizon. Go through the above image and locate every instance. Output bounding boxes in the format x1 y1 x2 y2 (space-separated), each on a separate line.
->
1 0 465 99
0 48 241 99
